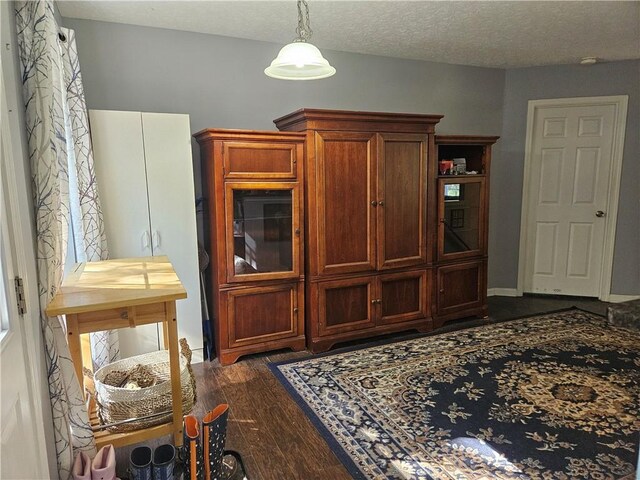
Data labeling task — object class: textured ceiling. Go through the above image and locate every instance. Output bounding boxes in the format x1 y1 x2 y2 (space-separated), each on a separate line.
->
58 1 640 68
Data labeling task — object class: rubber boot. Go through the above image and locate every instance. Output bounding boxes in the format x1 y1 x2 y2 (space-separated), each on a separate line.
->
72 451 91 480
202 404 229 480
91 444 120 480
183 414 202 480
152 444 176 480
128 445 152 480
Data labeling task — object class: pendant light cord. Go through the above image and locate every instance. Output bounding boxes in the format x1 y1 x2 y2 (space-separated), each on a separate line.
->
295 0 313 42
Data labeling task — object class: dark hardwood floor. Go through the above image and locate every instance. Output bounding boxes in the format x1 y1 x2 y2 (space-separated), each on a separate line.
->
114 295 609 479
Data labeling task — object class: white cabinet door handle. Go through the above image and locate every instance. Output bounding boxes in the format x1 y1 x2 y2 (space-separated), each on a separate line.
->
142 231 151 250
152 231 161 249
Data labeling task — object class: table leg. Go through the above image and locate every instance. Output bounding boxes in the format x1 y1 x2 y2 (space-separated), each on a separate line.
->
166 301 183 446
162 320 170 350
66 314 84 394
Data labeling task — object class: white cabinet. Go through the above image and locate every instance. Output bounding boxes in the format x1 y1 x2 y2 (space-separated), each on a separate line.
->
89 110 203 361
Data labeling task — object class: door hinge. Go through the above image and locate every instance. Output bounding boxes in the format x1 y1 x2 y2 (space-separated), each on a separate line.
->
14 277 26 315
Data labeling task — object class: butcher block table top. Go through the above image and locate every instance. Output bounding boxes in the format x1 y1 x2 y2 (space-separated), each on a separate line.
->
46 255 187 316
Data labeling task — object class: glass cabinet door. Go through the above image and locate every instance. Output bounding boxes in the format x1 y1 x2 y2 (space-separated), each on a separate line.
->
225 182 300 282
437 177 486 260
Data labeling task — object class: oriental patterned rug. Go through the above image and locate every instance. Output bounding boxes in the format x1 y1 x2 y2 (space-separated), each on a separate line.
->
270 309 640 479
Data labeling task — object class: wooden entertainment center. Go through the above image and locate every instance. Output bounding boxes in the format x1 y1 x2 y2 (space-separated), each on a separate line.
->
195 109 498 365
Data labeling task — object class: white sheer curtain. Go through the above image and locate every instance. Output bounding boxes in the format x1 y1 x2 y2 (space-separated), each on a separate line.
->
59 27 119 371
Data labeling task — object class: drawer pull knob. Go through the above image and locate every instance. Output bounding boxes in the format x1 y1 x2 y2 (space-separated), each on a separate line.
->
120 311 128 319
371 201 378 207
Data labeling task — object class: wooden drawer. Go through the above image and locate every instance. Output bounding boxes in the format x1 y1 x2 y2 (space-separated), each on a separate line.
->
223 141 302 179
76 302 167 334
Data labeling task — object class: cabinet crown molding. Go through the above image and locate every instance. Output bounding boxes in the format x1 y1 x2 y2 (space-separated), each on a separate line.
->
194 128 306 145
435 135 500 145
274 108 444 134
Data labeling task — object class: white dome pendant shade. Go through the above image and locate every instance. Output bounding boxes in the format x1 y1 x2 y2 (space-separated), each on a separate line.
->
265 41 336 80
264 0 336 81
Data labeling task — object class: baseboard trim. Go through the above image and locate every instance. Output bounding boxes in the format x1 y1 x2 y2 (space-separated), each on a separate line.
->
607 294 640 303
487 288 521 297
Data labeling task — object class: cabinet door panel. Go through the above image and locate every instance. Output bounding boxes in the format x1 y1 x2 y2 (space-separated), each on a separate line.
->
438 177 486 261
316 132 376 275
89 110 158 358
318 277 376 336
223 141 300 179
227 284 299 347
379 270 428 325
378 134 427 269
142 113 203 356
437 261 483 315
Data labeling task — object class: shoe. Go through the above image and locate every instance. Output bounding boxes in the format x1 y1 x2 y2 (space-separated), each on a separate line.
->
183 415 202 480
152 444 176 480
91 445 120 480
128 446 152 480
72 451 91 480
202 404 229 480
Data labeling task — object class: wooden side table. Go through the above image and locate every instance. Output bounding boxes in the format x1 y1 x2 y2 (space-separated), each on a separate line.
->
46 256 187 449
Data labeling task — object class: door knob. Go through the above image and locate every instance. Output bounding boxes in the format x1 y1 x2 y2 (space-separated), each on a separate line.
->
595 210 606 218
371 201 378 207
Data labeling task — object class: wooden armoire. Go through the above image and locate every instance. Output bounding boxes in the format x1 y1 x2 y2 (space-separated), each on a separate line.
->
196 109 498 365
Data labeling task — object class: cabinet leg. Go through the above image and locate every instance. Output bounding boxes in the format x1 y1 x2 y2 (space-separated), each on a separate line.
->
166 301 183 446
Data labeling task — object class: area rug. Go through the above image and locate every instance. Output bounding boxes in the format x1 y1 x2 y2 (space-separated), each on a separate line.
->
270 309 640 479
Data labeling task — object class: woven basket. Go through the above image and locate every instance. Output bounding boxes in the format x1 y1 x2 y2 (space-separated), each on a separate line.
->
93 341 196 432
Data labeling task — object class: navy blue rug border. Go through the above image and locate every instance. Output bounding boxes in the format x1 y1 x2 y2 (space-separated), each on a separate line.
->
267 306 606 479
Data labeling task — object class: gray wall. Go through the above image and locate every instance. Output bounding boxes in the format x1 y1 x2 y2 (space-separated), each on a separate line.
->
496 60 640 295
63 17 639 294
62 18 510 281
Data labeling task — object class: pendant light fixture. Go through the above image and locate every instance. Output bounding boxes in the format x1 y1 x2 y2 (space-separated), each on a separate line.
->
265 0 336 80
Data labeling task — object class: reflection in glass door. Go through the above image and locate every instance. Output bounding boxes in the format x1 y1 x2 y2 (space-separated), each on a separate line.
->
232 189 293 275
441 180 483 256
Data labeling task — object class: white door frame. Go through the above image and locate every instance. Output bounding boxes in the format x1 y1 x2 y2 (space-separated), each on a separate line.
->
1 83 52 479
1 8 53 475
517 95 628 301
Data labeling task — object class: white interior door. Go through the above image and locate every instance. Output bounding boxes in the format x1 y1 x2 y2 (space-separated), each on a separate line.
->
0 76 47 479
142 113 203 360
89 110 160 356
522 99 626 297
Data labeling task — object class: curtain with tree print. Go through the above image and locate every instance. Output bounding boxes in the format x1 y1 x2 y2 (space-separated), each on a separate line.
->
15 1 116 476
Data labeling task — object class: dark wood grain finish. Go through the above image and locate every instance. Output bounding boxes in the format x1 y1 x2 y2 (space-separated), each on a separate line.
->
227 284 298 347
379 270 429 325
317 276 376 336
377 134 427 269
196 130 306 365
223 141 300 179
315 131 377 275
436 260 483 316
274 108 443 133
433 136 498 327
274 109 443 353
